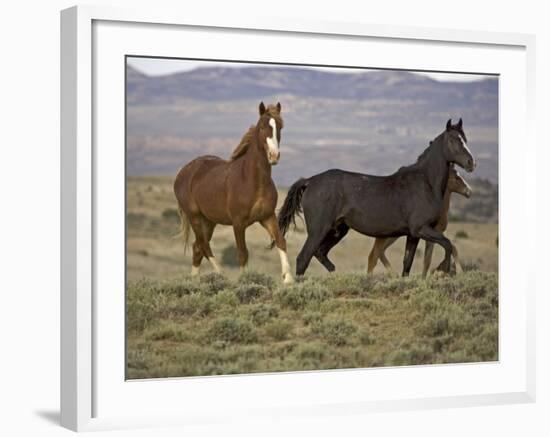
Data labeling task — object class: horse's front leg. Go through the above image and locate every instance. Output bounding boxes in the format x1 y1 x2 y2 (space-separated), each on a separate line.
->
415 225 453 274
232 223 249 273
368 237 396 275
261 214 294 284
402 236 419 277
451 243 463 274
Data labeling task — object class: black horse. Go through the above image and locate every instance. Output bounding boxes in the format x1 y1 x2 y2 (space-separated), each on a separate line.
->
277 119 475 277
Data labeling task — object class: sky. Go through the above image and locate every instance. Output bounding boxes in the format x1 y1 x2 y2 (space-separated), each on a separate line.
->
127 57 494 82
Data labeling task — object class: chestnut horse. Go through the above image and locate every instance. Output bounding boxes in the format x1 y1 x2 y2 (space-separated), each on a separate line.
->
173 102 294 284
367 165 472 277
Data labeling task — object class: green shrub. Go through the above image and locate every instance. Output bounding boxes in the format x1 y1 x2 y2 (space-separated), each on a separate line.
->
206 318 257 344
126 343 151 372
295 342 325 361
467 324 498 361
419 313 450 337
374 276 419 295
313 319 357 346
455 230 469 239
323 273 376 296
302 311 323 326
213 290 240 309
264 320 293 341
238 271 276 289
221 245 239 267
249 304 279 325
127 279 169 332
359 329 375 346
126 270 499 378
145 322 189 342
168 294 214 318
388 344 434 366
455 271 497 299
126 212 147 227
161 208 180 221
200 273 230 295
162 280 201 297
234 283 268 304
276 281 332 310
462 260 480 272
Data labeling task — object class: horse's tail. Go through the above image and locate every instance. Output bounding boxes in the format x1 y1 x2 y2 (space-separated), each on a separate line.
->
174 206 191 254
271 178 309 248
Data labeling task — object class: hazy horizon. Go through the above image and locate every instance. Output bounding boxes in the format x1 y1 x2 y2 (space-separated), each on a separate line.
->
127 57 495 83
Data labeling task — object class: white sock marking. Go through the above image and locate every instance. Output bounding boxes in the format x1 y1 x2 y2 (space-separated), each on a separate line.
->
277 248 294 283
191 265 200 277
208 257 222 273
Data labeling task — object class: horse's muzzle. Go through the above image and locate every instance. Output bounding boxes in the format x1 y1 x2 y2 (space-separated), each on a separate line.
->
268 151 280 165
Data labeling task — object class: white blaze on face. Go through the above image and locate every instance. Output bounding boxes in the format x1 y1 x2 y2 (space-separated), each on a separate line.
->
456 173 473 197
266 118 279 161
458 133 474 166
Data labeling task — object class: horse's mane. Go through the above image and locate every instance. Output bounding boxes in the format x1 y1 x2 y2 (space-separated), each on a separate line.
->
230 106 283 161
395 133 444 174
230 126 255 161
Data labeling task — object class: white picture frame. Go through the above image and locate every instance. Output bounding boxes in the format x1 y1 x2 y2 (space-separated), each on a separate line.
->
60 5 536 432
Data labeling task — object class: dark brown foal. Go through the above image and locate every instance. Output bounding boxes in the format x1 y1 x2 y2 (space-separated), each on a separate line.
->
367 166 472 277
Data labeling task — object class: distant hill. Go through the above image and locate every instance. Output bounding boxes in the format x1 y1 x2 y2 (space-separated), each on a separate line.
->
126 65 499 186
127 65 498 104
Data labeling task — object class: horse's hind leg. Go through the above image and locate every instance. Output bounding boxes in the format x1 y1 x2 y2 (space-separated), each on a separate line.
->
297 223 334 276
368 237 397 275
190 215 221 274
260 214 294 284
315 223 349 272
315 233 337 272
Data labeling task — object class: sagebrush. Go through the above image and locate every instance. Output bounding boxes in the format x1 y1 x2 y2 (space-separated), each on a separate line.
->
127 270 498 379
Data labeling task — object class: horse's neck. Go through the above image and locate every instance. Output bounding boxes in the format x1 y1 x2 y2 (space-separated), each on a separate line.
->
420 136 450 199
242 132 272 184
437 189 452 231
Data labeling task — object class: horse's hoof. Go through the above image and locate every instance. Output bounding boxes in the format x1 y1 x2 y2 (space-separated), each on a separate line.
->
283 273 295 285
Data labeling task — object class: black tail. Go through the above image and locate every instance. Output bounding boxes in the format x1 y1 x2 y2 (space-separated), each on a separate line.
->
271 178 309 249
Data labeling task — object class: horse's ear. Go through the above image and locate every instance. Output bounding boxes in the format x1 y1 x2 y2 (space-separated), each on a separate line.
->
276 102 282 113
446 119 452 131
259 102 266 115
457 118 463 129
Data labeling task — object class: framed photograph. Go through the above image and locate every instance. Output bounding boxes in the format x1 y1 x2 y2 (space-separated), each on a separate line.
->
61 5 536 432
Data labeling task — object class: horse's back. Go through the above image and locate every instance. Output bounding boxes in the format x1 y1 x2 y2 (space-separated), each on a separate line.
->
174 155 227 207
300 168 413 237
301 169 370 226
